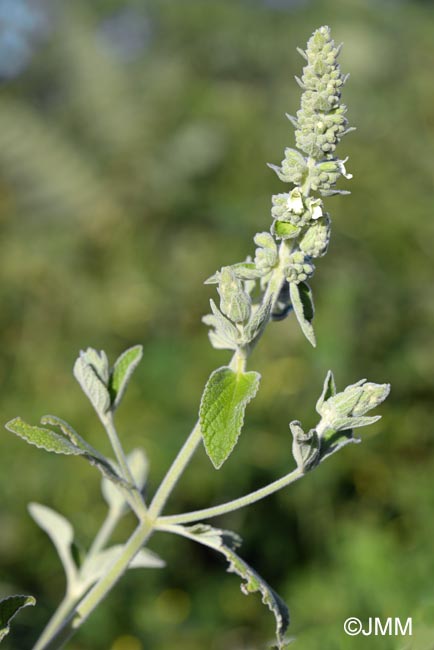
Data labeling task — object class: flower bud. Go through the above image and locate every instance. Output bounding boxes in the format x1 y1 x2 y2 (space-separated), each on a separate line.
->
299 216 331 258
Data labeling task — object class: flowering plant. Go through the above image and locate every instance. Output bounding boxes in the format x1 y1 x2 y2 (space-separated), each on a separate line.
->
1 26 389 650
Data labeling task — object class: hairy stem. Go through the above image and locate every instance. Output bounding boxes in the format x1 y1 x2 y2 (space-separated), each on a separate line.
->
34 518 154 650
148 251 290 520
101 413 147 518
156 467 303 526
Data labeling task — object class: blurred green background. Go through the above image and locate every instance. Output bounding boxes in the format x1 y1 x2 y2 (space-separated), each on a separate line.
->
1 0 433 648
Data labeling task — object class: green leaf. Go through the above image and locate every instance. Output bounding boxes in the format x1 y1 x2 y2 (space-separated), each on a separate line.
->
0 595 36 643
272 220 301 240
289 421 320 473
39 415 125 486
231 262 266 280
5 418 84 455
199 366 260 469
169 524 289 650
6 416 125 487
28 503 77 588
109 345 143 410
202 299 241 351
218 267 251 324
73 349 111 416
40 415 97 453
289 281 316 347
315 370 336 414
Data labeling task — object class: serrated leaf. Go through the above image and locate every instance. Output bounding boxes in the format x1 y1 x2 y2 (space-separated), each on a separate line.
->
199 366 260 469
5 418 83 455
315 370 336 414
109 345 143 410
40 415 96 454
102 448 148 511
169 524 289 650
73 350 111 416
28 503 77 588
40 415 125 485
0 595 36 643
6 416 125 487
289 281 316 347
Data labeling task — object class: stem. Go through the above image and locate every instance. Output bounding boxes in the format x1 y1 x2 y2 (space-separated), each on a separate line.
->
148 252 290 521
101 413 147 518
156 467 303 526
86 507 121 561
33 243 292 649
147 348 247 520
148 420 203 519
33 505 123 650
33 595 79 650
35 518 154 650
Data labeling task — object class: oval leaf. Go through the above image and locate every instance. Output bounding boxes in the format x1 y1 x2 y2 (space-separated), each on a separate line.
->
289 281 316 347
109 345 143 410
199 366 260 469
0 595 36 643
73 351 111 416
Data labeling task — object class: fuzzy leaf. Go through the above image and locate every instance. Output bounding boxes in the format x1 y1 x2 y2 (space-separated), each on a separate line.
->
218 267 251 324
6 416 125 487
315 370 336 414
289 421 320 472
170 524 289 650
109 345 143 410
203 299 241 351
73 349 111 416
289 281 316 347
231 262 266 280
5 418 83 456
0 595 36 643
200 366 260 469
40 415 97 454
28 503 77 587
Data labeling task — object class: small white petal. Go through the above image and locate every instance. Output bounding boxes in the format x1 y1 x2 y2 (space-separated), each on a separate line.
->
286 188 304 214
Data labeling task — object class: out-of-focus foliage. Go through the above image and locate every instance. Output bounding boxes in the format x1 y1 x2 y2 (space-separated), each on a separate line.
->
0 0 433 648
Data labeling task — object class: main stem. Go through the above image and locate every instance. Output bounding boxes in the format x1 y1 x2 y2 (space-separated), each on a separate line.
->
148 252 288 520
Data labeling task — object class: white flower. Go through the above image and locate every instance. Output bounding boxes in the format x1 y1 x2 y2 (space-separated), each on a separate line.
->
286 187 304 214
308 197 324 220
337 157 353 179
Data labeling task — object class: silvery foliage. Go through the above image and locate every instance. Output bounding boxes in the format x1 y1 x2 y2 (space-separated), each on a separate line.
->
3 26 391 650
290 371 390 473
204 26 354 352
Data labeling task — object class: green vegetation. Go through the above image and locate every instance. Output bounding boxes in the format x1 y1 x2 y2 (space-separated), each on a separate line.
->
0 1 433 649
